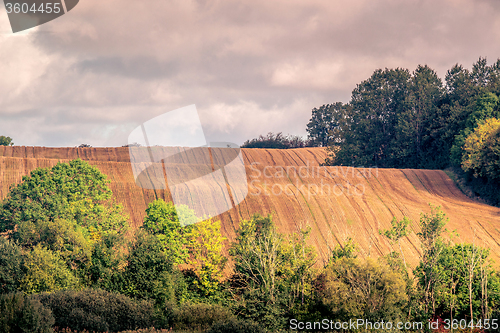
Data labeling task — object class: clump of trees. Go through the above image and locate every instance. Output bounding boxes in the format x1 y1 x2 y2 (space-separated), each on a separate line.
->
305 57 500 205
241 132 311 149
229 214 316 330
0 135 14 146
0 159 129 294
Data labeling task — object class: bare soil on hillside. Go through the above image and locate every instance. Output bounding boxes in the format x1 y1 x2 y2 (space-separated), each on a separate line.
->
1 146 499 266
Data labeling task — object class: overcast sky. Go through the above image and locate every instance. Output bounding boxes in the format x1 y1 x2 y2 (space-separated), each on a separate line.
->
1 0 500 147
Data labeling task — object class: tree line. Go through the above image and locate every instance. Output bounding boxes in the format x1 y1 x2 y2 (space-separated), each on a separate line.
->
1 159 500 332
306 58 499 167
240 58 500 205
305 58 500 205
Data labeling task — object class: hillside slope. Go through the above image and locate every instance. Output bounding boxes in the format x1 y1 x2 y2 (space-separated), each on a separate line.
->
1 146 499 266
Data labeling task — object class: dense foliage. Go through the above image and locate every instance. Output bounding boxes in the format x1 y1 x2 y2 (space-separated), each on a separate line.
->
241 132 311 149
305 58 500 205
1 170 500 332
229 214 317 330
34 289 154 332
0 159 128 243
0 292 54 333
0 159 129 295
313 257 408 322
0 237 23 294
0 135 14 146
207 318 267 333
462 118 500 181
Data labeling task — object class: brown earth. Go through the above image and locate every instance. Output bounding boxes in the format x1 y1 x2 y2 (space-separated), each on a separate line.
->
1 145 500 267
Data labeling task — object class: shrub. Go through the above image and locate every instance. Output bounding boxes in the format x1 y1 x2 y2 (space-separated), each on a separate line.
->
207 317 267 333
172 303 233 331
33 289 155 332
0 292 54 333
313 257 407 322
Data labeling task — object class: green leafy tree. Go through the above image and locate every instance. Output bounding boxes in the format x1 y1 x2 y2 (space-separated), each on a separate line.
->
120 230 176 305
328 67 413 167
414 205 448 316
379 216 410 270
142 199 198 265
306 103 346 147
35 218 92 271
444 59 500 166
398 65 445 167
462 118 500 180
230 214 284 303
20 245 80 294
435 243 500 322
230 214 317 330
466 92 499 128
185 218 227 297
0 237 23 294
0 159 128 291
86 233 127 292
314 257 407 322
0 159 128 244
0 135 13 146
280 227 317 310
450 93 500 165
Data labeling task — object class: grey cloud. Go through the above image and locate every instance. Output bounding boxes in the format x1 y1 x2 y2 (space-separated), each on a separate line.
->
2 0 500 147
74 56 180 80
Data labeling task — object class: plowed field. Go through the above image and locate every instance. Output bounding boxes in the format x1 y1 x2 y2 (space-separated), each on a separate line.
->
1 146 499 266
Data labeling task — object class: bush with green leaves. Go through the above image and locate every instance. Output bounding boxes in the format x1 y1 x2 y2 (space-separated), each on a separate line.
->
20 245 80 294
313 257 408 323
33 289 154 332
0 292 54 333
171 303 234 331
0 237 23 294
207 318 267 333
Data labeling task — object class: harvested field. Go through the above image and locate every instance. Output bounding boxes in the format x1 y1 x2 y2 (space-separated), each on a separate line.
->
1 146 499 267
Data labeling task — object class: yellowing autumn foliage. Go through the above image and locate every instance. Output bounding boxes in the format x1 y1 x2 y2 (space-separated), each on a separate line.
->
462 118 500 180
